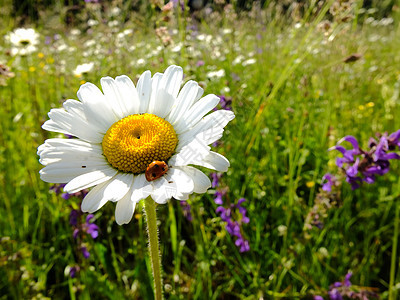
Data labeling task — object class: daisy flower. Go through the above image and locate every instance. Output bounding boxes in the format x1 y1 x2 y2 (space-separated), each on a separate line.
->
73 62 95 77
38 65 235 225
5 28 39 56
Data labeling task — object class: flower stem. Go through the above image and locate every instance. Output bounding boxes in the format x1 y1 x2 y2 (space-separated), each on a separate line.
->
144 197 163 300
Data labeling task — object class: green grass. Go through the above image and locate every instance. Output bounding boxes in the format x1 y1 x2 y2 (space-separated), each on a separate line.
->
1 1 400 299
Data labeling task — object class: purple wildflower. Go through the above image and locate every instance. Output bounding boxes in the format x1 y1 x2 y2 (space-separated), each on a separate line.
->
81 246 90 259
343 272 352 287
329 130 400 190
211 172 222 188
69 266 79 278
328 288 343 300
321 173 335 192
45 36 52 45
73 228 79 239
196 60 205 67
179 201 193 222
84 214 99 239
216 197 250 252
235 236 250 253
214 190 224 205
314 271 378 300
69 210 79 226
218 95 232 111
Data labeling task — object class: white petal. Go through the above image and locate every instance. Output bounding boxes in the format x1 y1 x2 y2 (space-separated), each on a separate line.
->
174 94 220 134
167 80 199 125
195 151 230 172
131 174 153 202
100 77 129 119
151 177 174 204
39 140 103 165
115 189 136 225
42 108 103 143
195 86 204 102
168 137 210 166
77 82 117 131
81 180 111 213
152 89 175 118
147 73 163 114
115 75 140 115
176 166 211 193
40 152 104 166
150 168 195 203
81 173 133 213
37 138 98 156
166 168 194 195
39 161 111 183
136 70 152 113
62 99 86 119
64 167 118 193
159 65 183 98
177 110 235 150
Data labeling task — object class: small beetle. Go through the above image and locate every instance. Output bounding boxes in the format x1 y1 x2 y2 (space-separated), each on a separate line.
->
145 161 169 182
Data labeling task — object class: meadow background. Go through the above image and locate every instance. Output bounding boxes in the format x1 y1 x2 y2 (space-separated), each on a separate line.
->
1 0 400 299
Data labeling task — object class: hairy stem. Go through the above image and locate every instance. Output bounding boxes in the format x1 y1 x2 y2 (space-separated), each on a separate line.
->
144 197 163 300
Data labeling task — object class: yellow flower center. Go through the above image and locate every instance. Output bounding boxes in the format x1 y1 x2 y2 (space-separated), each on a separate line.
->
102 114 178 173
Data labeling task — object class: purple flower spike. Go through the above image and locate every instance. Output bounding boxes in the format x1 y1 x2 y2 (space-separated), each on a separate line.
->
346 158 360 177
235 237 250 252
70 210 79 226
338 135 360 151
322 173 335 192
344 272 352 287
211 173 222 188
346 175 362 190
73 228 79 239
81 246 90 259
216 206 226 215
329 145 356 167
179 201 193 222
389 129 400 148
214 191 224 205
86 214 94 223
84 214 99 239
314 296 324 300
69 266 79 278
328 288 343 300
237 198 246 205
61 193 71 200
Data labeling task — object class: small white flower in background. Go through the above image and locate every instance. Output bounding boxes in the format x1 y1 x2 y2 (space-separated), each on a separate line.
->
5 28 39 56
73 62 94 77
232 55 244 65
84 40 96 48
108 20 119 27
136 58 145 66
87 19 99 27
277 225 287 236
221 87 230 94
69 29 81 36
206 69 225 79
242 58 256 66
171 43 182 53
110 7 121 16
222 28 232 35
38 65 235 225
